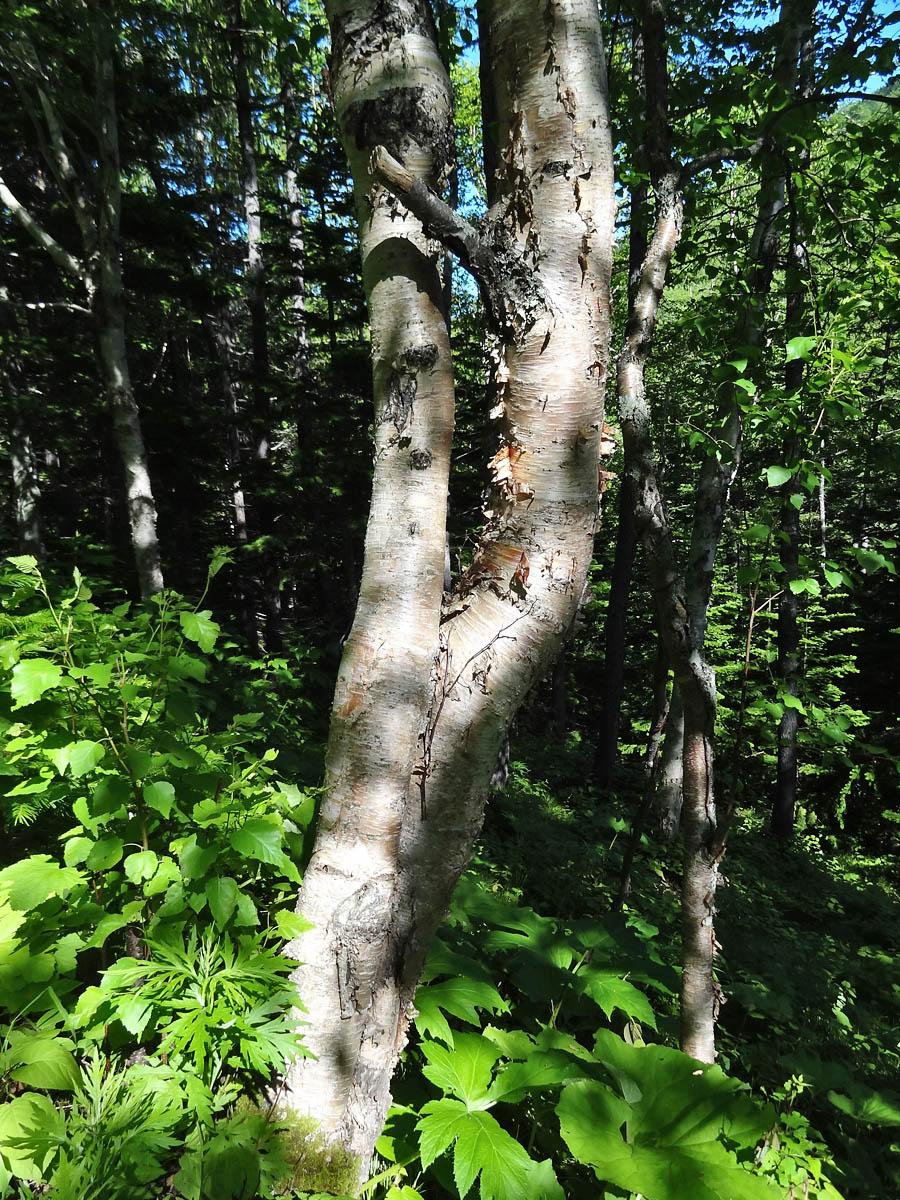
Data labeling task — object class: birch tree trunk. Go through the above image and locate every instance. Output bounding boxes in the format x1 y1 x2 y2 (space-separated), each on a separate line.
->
283 0 615 1181
228 0 282 651
92 8 164 602
1 2 164 601
282 0 457 1170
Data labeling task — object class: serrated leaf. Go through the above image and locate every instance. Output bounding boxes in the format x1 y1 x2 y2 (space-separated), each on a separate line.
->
144 780 176 817
116 993 153 1037
6 554 39 574
421 1034 500 1107
416 977 508 1045
0 856 83 910
275 909 314 940
234 891 259 926
578 970 657 1028
417 1100 537 1200
179 609 220 653
488 1050 586 1105
10 658 63 708
206 876 238 929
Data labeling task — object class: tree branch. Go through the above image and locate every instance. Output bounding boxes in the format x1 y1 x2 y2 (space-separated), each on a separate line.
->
0 173 86 282
369 144 550 342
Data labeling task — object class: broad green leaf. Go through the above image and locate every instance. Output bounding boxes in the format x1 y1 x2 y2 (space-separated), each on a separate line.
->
124 849 159 883
421 1034 500 1107
116 993 153 1037
206 876 239 928
180 609 221 653
786 335 818 361
488 1050 585 1105
86 836 124 871
828 1085 900 1126
417 1100 539 1200
10 658 63 708
0 1092 63 1180
180 835 218 880
144 780 176 817
416 977 509 1045
6 554 39 574
823 568 845 588
64 836 93 866
47 739 105 777
121 745 153 779
3 1031 80 1090
765 465 793 489
230 817 283 866
557 1077 776 1200
234 891 259 926
0 856 83 910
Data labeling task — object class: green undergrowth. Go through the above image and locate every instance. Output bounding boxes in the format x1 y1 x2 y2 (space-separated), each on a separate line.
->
1 562 897 1199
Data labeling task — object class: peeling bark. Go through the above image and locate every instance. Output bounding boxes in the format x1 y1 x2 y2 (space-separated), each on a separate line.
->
283 0 615 1180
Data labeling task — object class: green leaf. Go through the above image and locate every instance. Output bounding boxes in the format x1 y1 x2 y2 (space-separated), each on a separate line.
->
229 818 283 866
3 1031 80 1090
10 658 63 708
0 1092 63 1181
488 1050 586 1105
578 969 657 1028
765 465 794 488
180 609 221 653
786 335 818 361
180 835 218 880
0 856 83 910
6 554 39 574
86 836 124 871
234 891 259 926
421 1034 499 1108
416 977 509 1045
47 739 106 778
124 849 159 883
828 1085 900 1126
206 877 239 929
275 909 314 940
557 1036 777 1200
144 780 176 817
64 836 93 867
417 1099 539 1200
823 568 845 588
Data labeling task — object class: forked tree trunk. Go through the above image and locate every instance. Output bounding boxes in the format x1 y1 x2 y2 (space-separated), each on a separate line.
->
283 0 615 1180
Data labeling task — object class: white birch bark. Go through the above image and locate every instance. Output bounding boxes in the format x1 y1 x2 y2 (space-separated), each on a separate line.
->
1 4 164 601
282 0 456 1166
282 0 615 1180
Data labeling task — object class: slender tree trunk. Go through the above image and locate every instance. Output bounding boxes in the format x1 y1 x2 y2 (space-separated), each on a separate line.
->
93 15 163 602
594 15 646 793
8 408 43 559
772 4 816 840
652 679 684 839
283 0 615 1180
228 0 281 650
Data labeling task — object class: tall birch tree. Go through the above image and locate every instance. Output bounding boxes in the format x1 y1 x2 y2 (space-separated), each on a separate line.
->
0 0 164 601
282 0 615 1179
